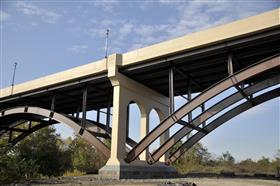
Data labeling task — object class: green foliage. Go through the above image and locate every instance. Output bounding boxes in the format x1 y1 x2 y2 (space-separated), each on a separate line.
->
172 142 279 175
69 136 107 172
219 151 235 165
15 126 72 177
1 124 279 182
172 142 212 173
0 145 21 182
0 126 73 182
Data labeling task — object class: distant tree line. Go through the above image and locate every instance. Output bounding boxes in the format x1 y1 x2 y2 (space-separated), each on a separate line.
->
0 126 279 183
171 141 280 175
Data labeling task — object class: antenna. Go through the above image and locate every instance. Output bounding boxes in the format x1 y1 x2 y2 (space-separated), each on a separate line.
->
11 62 18 95
105 29 109 59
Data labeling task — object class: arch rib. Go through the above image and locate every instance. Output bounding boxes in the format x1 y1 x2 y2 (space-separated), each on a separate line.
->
0 107 111 159
166 87 280 164
125 54 280 163
0 112 137 152
148 74 280 164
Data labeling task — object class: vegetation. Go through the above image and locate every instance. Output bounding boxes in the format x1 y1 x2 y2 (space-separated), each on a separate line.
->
172 142 280 175
0 126 108 183
0 126 279 183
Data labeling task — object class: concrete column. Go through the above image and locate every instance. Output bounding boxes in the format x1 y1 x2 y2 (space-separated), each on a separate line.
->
106 85 127 165
140 108 149 161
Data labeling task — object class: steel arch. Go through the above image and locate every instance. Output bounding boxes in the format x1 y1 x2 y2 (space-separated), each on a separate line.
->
148 74 280 164
0 106 111 159
166 87 280 164
0 111 137 151
125 54 280 163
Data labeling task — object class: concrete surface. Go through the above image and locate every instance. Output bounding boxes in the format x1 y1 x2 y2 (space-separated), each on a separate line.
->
1 8 279 98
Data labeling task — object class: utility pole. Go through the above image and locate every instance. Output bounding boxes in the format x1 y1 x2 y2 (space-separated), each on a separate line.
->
11 62 18 95
105 29 109 59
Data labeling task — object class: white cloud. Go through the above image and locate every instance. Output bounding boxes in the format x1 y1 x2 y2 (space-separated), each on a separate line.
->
72 1 277 56
128 1 274 50
119 23 133 35
89 1 119 13
16 1 60 24
0 10 10 22
67 45 88 53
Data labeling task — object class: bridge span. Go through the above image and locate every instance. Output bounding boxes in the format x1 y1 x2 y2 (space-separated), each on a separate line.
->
1 9 280 179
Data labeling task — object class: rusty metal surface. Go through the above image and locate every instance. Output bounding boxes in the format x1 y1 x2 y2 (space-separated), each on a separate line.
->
125 54 280 163
148 74 280 163
167 87 280 164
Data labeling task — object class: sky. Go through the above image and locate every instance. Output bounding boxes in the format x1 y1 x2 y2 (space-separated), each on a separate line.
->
1 0 279 161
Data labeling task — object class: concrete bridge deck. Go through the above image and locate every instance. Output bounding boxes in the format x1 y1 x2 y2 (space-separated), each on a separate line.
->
1 8 279 114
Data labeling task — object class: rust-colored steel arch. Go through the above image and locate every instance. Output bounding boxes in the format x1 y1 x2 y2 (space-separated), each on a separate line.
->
166 87 280 164
0 106 111 159
125 54 280 163
148 74 280 164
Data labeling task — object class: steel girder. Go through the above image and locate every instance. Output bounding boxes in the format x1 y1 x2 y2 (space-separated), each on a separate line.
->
166 87 280 164
125 54 280 163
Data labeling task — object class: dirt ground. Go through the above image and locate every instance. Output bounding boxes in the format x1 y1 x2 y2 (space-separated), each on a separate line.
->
187 178 279 186
10 176 279 186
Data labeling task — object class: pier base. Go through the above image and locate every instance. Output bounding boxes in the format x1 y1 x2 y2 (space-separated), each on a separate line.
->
99 160 177 179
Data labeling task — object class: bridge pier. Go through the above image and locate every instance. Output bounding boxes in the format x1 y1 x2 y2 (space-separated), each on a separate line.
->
99 54 176 179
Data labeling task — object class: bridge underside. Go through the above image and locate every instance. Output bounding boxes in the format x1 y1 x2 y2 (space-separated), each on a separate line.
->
0 13 280 179
1 26 279 113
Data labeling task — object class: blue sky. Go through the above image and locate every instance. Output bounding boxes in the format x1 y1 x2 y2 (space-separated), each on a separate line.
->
1 0 279 161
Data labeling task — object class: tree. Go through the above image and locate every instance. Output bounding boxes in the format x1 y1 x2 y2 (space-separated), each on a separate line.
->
272 149 280 176
256 156 271 172
15 126 72 177
171 142 211 173
220 151 235 165
0 143 21 182
238 158 256 173
69 136 107 173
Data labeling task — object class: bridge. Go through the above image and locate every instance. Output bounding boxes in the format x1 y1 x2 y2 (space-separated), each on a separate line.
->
1 9 279 179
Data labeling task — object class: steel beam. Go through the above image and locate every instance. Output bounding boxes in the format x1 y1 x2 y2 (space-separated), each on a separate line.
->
106 94 111 132
126 104 130 138
169 66 174 114
167 87 280 164
0 74 108 103
0 126 27 133
148 74 280 163
81 87 88 132
125 54 280 163
51 94 56 111
120 29 280 75
201 103 206 127
177 120 208 134
187 81 192 121
227 54 234 76
173 65 202 89
96 108 100 123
